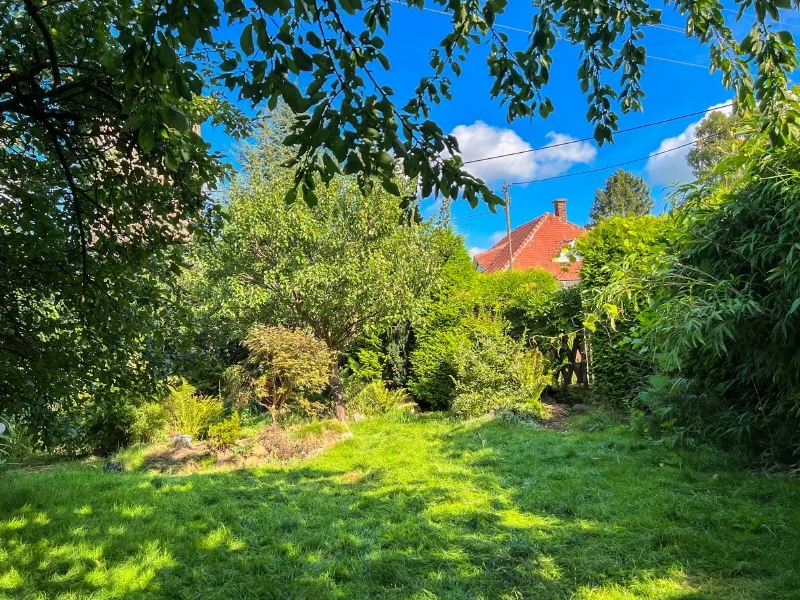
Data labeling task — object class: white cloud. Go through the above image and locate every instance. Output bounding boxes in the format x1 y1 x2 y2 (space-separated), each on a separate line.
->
487 230 506 245
645 101 733 186
468 246 486 257
450 121 597 183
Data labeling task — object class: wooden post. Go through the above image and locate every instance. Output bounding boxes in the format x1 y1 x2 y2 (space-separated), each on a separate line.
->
583 329 591 390
503 182 513 270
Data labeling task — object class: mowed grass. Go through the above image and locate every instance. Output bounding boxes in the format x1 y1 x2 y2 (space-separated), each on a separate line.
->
2 415 800 599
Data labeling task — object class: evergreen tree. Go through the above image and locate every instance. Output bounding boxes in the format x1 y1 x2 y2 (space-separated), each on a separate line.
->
590 170 653 223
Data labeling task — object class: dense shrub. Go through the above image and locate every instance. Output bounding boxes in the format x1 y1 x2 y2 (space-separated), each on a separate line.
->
208 412 241 449
131 402 169 444
0 418 9 465
243 325 333 422
588 327 651 407
221 365 257 409
163 381 224 439
409 238 562 409
600 137 800 462
408 325 470 410
451 316 549 419
649 142 800 461
346 346 384 383
0 416 41 462
78 399 136 455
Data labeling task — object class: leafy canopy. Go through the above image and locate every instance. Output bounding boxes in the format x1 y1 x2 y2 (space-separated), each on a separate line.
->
589 169 653 222
686 111 743 180
192 131 444 354
0 0 243 441
5 0 800 216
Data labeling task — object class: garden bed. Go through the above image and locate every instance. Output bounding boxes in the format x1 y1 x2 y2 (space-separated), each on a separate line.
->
135 421 351 473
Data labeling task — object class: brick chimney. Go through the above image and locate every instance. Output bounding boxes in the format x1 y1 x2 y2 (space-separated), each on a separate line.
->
553 198 567 221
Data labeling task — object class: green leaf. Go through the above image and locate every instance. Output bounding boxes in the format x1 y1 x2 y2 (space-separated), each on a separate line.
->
174 73 192 100
381 178 400 196
302 185 318 207
322 153 340 176
291 47 314 71
281 80 308 112
339 0 363 15
240 23 254 55
138 127 154 153
158 44 176 68
377 151 394 168
164 106 190 131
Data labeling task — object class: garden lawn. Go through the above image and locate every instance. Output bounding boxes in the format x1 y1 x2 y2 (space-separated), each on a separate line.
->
2 416 800 599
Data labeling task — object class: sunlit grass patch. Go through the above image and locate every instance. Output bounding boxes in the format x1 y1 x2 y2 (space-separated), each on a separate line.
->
1 417 799 599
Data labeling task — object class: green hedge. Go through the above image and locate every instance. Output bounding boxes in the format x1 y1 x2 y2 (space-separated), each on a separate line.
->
589 321 651 407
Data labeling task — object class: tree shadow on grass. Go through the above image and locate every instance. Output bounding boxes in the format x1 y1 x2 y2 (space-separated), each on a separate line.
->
441 419 800 599
3 463 570 599
2 421 800 599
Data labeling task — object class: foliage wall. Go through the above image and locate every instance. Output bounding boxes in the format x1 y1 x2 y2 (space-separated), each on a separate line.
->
577 216 668 407
636 142 800 462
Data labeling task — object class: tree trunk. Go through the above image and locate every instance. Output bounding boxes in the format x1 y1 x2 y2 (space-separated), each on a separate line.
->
330 360 346 422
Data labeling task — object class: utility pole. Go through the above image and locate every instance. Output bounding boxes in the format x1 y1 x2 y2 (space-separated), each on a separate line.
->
503 181 513 270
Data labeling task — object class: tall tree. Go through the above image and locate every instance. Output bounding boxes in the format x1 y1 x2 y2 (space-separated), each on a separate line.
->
0 0 245 443
590 169 653 222
191 135 444 420
686 111 742 180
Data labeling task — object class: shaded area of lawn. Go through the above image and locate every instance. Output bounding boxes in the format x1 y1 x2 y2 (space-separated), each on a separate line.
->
1 416 799 599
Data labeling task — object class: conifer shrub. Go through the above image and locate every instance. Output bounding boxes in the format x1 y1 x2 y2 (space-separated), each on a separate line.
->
577 215 666 407
451 315 549 419
408 238 565 410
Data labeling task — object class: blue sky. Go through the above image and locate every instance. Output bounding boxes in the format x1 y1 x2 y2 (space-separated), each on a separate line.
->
204 4 799 255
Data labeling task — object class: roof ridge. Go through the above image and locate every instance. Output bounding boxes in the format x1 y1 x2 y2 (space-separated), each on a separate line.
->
506 213 550 270
508 213 545 235
482 213 547 256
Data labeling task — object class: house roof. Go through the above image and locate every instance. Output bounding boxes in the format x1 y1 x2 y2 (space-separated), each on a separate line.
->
473 212 586 281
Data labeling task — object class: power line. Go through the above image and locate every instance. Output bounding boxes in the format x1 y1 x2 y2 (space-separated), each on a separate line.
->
510 138 701 186
389 0 709 66
453 135 708 221
721 7 800 30
390 0 690 37
649 23 686 33
388 0 530 34
463 103 731 165
646 55 709 69
452 211 493 221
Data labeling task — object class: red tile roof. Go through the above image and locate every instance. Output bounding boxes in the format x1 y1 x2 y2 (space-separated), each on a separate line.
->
473 213 586 281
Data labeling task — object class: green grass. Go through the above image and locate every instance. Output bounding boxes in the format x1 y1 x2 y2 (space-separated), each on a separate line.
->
2 415 799 599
